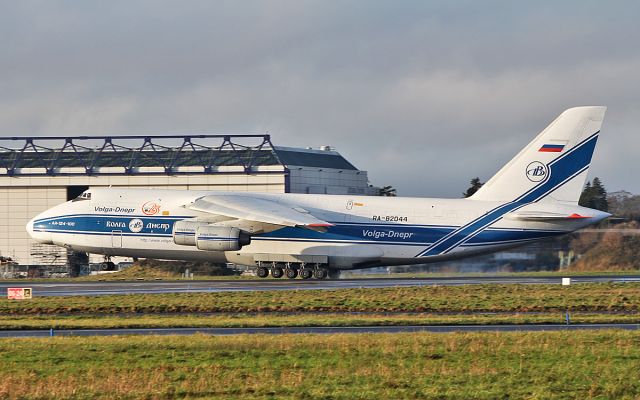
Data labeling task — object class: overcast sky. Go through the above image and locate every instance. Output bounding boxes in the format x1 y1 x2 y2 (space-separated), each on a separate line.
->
1 1 639 196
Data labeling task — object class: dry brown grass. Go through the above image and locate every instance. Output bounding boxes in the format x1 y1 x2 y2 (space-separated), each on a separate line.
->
570 222 640 271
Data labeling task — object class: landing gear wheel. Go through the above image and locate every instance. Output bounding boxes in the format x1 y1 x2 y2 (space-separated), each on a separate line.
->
313 268 328 280
256 266 269 278
300 268 313 280
271 267 284 278
285 268 298 279
100 262 116 271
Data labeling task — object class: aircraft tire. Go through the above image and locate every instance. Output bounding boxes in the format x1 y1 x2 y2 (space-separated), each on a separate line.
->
285 268 298 279
313 268 328 280
300 268 313 280
256 266 269 278
101 262 116 271
271 267 284 278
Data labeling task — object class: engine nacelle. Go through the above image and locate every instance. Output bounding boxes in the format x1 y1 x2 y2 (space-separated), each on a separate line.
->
195 226 251 251
172 220 210 246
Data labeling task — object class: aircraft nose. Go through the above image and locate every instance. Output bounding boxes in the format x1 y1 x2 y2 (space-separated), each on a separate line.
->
26 212 54 244
26 218 34 237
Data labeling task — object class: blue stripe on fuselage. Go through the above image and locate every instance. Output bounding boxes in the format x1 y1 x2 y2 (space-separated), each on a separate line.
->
33 215 179 236
259 224 455 244
33 214 567 249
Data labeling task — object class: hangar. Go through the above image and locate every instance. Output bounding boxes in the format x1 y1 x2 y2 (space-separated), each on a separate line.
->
0 134 379 271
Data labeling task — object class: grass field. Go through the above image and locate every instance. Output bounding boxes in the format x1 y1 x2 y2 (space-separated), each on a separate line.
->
0 330 639 399
0 282 638 330
1 283 638 315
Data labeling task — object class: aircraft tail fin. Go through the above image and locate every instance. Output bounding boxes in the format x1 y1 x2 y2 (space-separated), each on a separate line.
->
471 106 606 205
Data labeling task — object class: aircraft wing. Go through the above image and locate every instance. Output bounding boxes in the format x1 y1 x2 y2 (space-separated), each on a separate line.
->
186 194 333 230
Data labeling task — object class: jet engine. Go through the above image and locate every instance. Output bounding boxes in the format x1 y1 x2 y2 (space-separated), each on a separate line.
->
173 221 251 251
172 220 209 246
195 226 251 251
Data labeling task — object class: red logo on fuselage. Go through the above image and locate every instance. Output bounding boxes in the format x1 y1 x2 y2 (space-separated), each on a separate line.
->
142 201 161 216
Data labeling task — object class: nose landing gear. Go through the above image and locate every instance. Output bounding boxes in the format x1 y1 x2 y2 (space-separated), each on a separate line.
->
99 256 116 271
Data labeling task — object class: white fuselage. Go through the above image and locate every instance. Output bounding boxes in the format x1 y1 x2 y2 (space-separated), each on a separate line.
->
27 188 608 270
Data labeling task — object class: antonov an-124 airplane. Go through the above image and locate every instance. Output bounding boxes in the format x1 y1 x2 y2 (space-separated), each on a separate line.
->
28 107 610 279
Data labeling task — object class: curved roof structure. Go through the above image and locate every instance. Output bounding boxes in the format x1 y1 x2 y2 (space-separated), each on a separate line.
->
0 135 357 176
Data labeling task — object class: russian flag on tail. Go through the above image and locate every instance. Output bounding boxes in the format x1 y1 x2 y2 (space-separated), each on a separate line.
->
539 144 565 152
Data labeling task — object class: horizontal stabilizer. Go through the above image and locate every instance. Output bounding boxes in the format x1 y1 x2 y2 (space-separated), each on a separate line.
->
506 211 596 221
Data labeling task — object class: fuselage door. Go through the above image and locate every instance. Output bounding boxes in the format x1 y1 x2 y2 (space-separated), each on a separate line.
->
111 230 123 248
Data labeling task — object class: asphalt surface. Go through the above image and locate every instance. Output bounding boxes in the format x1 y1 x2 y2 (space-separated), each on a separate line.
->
0 323 638 338
0 275 638 297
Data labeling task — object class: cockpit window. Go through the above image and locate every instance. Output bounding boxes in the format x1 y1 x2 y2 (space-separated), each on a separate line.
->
72 191 92 202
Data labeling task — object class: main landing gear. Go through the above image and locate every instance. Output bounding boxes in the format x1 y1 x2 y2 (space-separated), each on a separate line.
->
299 268 313 280
271 266 284 279
256 266 269 278
255 262 334 280
285 267 298 279
313 268 328 279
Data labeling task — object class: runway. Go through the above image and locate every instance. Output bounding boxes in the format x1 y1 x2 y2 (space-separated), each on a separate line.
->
0 323 638 338
0 275 639 297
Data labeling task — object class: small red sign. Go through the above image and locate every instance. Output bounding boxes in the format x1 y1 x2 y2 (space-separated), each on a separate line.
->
7 288 32 300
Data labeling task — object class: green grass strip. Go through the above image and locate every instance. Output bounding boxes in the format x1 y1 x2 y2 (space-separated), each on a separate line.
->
0 331 639 399
0 312 638 330
1 282 638 315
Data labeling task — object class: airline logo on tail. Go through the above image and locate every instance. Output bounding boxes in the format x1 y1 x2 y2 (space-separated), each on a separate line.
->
526 161 547 182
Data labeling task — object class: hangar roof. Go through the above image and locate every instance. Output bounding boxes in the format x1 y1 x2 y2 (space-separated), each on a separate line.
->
273 147 357 170
0 135 358 176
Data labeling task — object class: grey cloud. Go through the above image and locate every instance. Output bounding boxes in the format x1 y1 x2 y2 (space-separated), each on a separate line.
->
0 1 638 196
